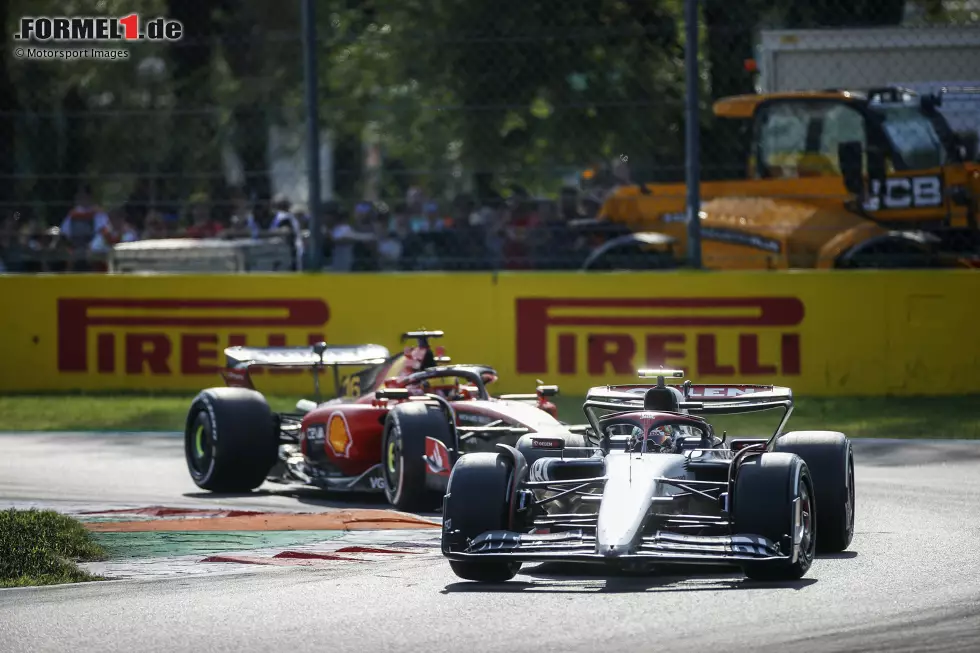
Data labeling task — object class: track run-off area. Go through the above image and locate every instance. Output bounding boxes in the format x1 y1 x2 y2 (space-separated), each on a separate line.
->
1 431 979 653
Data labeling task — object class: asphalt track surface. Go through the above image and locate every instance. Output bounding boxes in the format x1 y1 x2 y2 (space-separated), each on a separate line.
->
2 432 980 653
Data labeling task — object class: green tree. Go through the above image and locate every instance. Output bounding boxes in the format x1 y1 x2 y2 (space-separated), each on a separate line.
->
326 0 688 198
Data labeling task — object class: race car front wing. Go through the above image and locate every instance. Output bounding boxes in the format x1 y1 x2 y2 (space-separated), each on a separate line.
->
445 528 790 566
270 445 387 493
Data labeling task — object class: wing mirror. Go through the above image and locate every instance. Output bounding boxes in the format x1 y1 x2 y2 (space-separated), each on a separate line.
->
535 382 559 398
956 130 978 161
838 141 865 196
376 387 410 401
312 341 328 362
867 145 887 186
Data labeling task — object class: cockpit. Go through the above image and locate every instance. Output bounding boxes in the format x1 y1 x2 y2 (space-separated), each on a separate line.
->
600 413 713 454
388 365 499 403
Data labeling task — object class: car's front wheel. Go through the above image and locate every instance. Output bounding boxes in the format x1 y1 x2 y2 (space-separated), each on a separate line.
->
733 452 816 581
443 452 523 582
773 431 854 552
381 402 448 512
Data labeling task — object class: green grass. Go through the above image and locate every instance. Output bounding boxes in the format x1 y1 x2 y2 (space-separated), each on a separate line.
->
0 393 298 432
0 509 107 588
0 393 977 439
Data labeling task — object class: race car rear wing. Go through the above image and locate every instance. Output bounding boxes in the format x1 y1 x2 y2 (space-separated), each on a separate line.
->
593 385 793 409
222 342 390 401
585 373 795 440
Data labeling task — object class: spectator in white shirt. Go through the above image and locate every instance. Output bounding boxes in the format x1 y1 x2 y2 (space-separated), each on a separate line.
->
270 195 304 270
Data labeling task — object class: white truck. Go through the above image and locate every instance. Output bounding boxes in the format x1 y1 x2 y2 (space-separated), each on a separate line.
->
754 26 980 145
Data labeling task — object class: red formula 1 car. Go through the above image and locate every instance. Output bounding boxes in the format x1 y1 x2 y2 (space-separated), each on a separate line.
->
183 331 590 511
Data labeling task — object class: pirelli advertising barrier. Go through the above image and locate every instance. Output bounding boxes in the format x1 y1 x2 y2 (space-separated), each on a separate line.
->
0 271 977 396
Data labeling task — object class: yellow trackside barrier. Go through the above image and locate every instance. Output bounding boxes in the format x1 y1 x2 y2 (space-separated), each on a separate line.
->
0 271 978 396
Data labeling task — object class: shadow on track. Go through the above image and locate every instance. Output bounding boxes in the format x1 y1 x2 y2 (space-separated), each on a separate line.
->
442 563 819 594
441 574 818 594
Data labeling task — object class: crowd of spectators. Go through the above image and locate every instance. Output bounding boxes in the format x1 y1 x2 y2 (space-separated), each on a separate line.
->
0 185 237 272
320 186 608 273
0 165 631 273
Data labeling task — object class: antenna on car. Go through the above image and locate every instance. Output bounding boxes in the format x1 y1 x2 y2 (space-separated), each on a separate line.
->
637 368 685 388
311 341 328 403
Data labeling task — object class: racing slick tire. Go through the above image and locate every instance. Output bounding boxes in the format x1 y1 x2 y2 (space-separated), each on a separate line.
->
442 452 523 582
382 402 447 512
185 388 278 493
733 452 816 581
773 431 854 553
516 432 592 468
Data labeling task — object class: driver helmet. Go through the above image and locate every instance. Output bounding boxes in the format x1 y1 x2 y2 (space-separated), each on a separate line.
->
425 378 463 401
629 424 675 452
646 424 675 452
403 346 430 373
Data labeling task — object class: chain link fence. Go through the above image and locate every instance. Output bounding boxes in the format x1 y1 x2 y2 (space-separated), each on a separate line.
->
1 0 978 273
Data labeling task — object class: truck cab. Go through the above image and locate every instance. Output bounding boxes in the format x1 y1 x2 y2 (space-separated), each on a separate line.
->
596 87 980 269
724 88 977 233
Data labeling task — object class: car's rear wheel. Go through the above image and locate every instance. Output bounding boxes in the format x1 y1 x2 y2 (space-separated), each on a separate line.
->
382 402 447 512
773 431 854 552
733 452 816 581
184 388 278 493
443 452 523 582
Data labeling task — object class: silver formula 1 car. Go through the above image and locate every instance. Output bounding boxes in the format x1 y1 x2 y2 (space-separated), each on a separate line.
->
441 369 855 582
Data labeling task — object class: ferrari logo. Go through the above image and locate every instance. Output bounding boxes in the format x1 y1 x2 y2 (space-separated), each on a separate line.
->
424 437 450 476
426 444 444 472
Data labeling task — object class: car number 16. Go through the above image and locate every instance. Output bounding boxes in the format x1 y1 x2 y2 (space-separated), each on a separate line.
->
341 375 361 398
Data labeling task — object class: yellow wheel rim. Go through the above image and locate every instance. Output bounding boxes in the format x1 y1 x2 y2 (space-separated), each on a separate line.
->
387 440 397 474
195 425 206 458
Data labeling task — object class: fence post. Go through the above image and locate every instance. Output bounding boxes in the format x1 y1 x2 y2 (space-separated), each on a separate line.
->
684 0 703 269
302 0 323 270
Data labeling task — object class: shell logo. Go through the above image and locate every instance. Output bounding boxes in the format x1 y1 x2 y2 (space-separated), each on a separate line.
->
327 412 353 458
